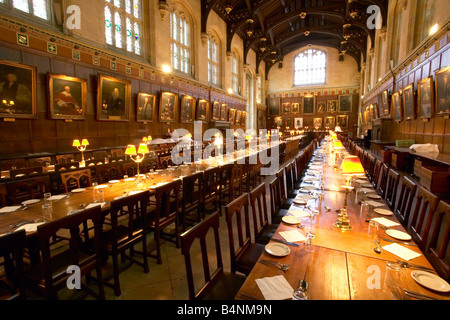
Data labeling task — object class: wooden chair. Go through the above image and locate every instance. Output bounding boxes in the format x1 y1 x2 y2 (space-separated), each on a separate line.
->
408 186 439 249
0 159 27 171
60 169 92 192
27 157 51 167
180 212 246 300
6 176 51 205
55 162 80 172
24 206 105 300
376 163 389 197
229 164 244 201
371 159 382 188
202 167 222 214
181 171 204 228
285 162 296 198
121 162 137 177
158 155 173 169
147 179 182 264
250 182 278 245
225 193 265 275
55 154 75 164
9 166 43 180
110 148 124 158
0 229 26 300
102 190 150 296
92 163 122 184
424 201 450 281
219 163 233 205
269 176 288 224
395 176 418 226
276 168 294 209
384 169 400 209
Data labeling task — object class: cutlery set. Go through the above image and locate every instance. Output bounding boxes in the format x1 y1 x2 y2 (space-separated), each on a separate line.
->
258 259 291 271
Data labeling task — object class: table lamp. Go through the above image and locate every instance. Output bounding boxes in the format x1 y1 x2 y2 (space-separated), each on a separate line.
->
125 143 149 182
73 139 89 167
334 155 365 231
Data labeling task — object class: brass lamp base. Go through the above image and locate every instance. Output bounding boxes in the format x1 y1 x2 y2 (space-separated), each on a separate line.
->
334 208 353 230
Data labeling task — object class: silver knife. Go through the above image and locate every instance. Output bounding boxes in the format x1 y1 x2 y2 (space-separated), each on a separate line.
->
271 238 300 247
381 237 418 247
403 289 441 300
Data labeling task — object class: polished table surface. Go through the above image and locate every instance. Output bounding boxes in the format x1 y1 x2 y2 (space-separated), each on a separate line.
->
235 142 450 300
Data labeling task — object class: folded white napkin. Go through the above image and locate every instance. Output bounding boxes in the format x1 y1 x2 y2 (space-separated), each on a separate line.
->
255 275 294 300
0 206 21 213
279 230 307 242
48 195 67 201
16 222 45 233
288 208 310 218
366 200 385 207
371 217 400 227
382 243 421 261
85 202 106 209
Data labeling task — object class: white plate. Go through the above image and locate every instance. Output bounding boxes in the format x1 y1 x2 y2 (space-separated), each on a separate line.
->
293 199 307 205
71 188 86 193
282 216 301 224
361 183 373 188
94 185 108 189
123 178 135 182
302 185 317 190
411 270 450 293
265 243 290 257
386 229 412 241
21 199 40 205
108 180 120 184
374 208 393 216
367 194 382 200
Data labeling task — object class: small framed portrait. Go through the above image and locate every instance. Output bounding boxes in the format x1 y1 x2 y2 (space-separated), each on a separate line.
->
435 66 450 115
372 103 380 120
228 108 236 123
317 101 326 113
381 90 390 117
339 95 352 112
392 91 402 122
212 101 220 120
402 84 416 120
285 118 293 128
327 100 337 113
274 116 283 127
220 104 228 121
241 111 247 125
324 116 335 128
294 117 303 129
282 102 291 115
235 110 242 124
268 97 280 116
180 95 196 123
337 115 348 128
97 74 130 121
313 117 322 129
303 96 315 114
418 76 434 119
196 99 209 123
159 91 178 123
0 59 36 119
136 93 155 123
291 102 300 113
48 74 86 120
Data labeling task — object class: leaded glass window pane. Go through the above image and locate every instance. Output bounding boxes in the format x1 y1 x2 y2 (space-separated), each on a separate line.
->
294 49 326 86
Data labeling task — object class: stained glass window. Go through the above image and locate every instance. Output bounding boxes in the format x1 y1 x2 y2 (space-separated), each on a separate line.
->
294 49 326 86
105 0 142 55
170 10 191 75
9 0 49 20
232 52 240 94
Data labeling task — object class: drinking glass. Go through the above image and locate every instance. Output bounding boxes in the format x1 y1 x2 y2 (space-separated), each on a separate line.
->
292 287 308 300
92 182 98 201
384 262 403 299
42 203 52 220
304 234 315 253
43 192 52 209
97 187 105 202
368 220 379 240
360 201 371 222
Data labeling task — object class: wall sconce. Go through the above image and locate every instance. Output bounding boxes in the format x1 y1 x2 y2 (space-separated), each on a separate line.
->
299 12 307 19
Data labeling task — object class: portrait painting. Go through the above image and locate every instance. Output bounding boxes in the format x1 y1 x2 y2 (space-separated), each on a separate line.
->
282 102 291 115
402 84 416 120
285 118 293 128
326 100 337 113
294 117 303 129
435 66 450 115
418 76 434 119
339 95 352 112
180 95 196 123
235 110 242 124
196 99 209 123
228 108 236 123
159 91 178 123
212 101 220 121
381 90 390 117
337 115 348 128
97 74 130 121
220 104 228 121
0 60 36 119
274 116 283 128
313 117 322 129
325 116 335 128
49 74 86 120
268 97 280 116
392 91 402 122
291 102 300 113
136 93 155 123
317 101 326 113
241 111 247 125
303 96 315 114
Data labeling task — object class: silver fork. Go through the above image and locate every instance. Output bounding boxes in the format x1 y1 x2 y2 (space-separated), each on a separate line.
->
395 259 437 273
258 259 291 271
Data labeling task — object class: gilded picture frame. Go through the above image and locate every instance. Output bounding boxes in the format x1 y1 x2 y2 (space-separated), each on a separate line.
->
136 93 155 123
180 94 196 123
159 91 178 123
49 73 87 120
97 74 131 121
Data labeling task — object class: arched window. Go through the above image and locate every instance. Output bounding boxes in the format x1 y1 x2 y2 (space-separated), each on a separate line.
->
256 74 262 104
231 51 240 94
207 34 220 86
293 49 326 86
170 10 191 74
390 2 403 67
414 0 435 47
246 71 254 129
0 0 50 20
105 0 142 55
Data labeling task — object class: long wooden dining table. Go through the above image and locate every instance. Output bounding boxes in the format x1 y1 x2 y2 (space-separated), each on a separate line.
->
235 142 450 300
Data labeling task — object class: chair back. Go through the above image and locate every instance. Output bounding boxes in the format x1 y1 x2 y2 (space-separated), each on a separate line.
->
0 229 26 299
385 169 400 209
285 162 295 196
180 212 224 300
55 162 80 172
202 167 222 210
425 201 450 281
154 179 182 226
121 162 137 177
9 166 43 180
395 176 417 226
56 154 75 164
249 182 270 242
60 169 92 192
6 176 50 205
158 155 173 169
376 163 389 197
269 176 282 217
371 159 382 188
27 157 51 167
408 186 439 248
181 171 203 221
